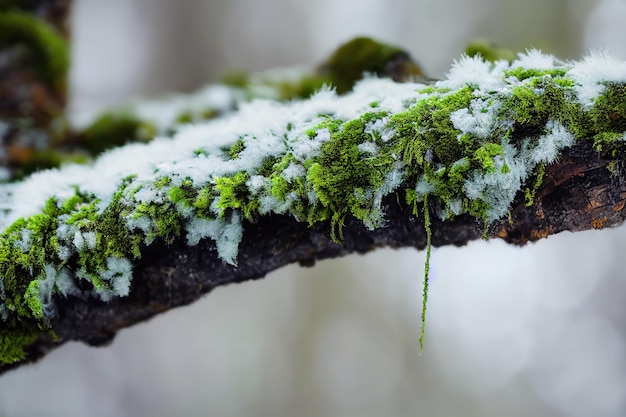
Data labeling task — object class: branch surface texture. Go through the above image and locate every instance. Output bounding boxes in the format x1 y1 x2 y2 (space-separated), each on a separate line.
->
1 49 626 371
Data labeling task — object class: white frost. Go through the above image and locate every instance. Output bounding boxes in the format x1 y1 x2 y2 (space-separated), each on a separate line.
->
568 51 626 105
531 120 575 163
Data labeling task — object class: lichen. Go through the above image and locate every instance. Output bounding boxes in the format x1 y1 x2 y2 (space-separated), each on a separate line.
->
1 50 625 363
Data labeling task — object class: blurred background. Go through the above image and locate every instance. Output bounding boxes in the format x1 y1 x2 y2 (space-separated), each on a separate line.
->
2 0 626 416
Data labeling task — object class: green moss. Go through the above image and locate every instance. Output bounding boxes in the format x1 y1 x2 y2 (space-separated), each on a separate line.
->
223 69 328 100
419 194 432 354
268 155 313 221
307 113 397 238
503 78 625 159
226 137 246 159
82 113 156 155
320 37 424 94
392 86 474 168
3 48 626 363
175 109 218 125
524 162 545 206
214 172 259 220
474 143 504 172
277 76 328 100
0 323 39 365
465 39 516 63
193 187 214 218
505 67 568 81
0 10 69 89
506 82 563 128
71 183 144 268
257 156 280 177
222 37 426 100
169 179 198 207
591 82 626 136
18 149 89 177
154 176 172 188
222 71 250 88
24 280 44 319
0 197 65 363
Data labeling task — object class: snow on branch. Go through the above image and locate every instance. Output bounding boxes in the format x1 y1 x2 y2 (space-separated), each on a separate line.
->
1 49 626 371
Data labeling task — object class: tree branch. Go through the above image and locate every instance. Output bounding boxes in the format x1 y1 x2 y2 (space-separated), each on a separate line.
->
1 8 625 373
8 139 624 375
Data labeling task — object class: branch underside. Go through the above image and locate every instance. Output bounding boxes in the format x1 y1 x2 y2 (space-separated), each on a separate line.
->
2 140 623 374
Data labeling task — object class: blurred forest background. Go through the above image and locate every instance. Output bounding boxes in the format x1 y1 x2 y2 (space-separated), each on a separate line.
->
2 0 626 416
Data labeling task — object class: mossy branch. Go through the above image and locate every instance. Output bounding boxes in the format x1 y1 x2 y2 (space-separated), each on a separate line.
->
3 136 623 374
1 23 626 374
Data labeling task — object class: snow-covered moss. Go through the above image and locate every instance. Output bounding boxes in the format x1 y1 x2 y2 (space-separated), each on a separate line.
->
1 50 626 363
73 37 425 158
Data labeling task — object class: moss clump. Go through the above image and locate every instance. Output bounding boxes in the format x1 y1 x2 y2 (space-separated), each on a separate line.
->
392 86 474 168
17 149 89 177
505 67 568 81
226 137 246 160
524 163 545 206
0 323 39 365
222 37 424 99
307 112 395 237
0 10 69 90
590 83 626 156
214 172 259 220
506 81 568 129
465 39 516 63
81 113 156 155
320 37 425 94
0 197 70 362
